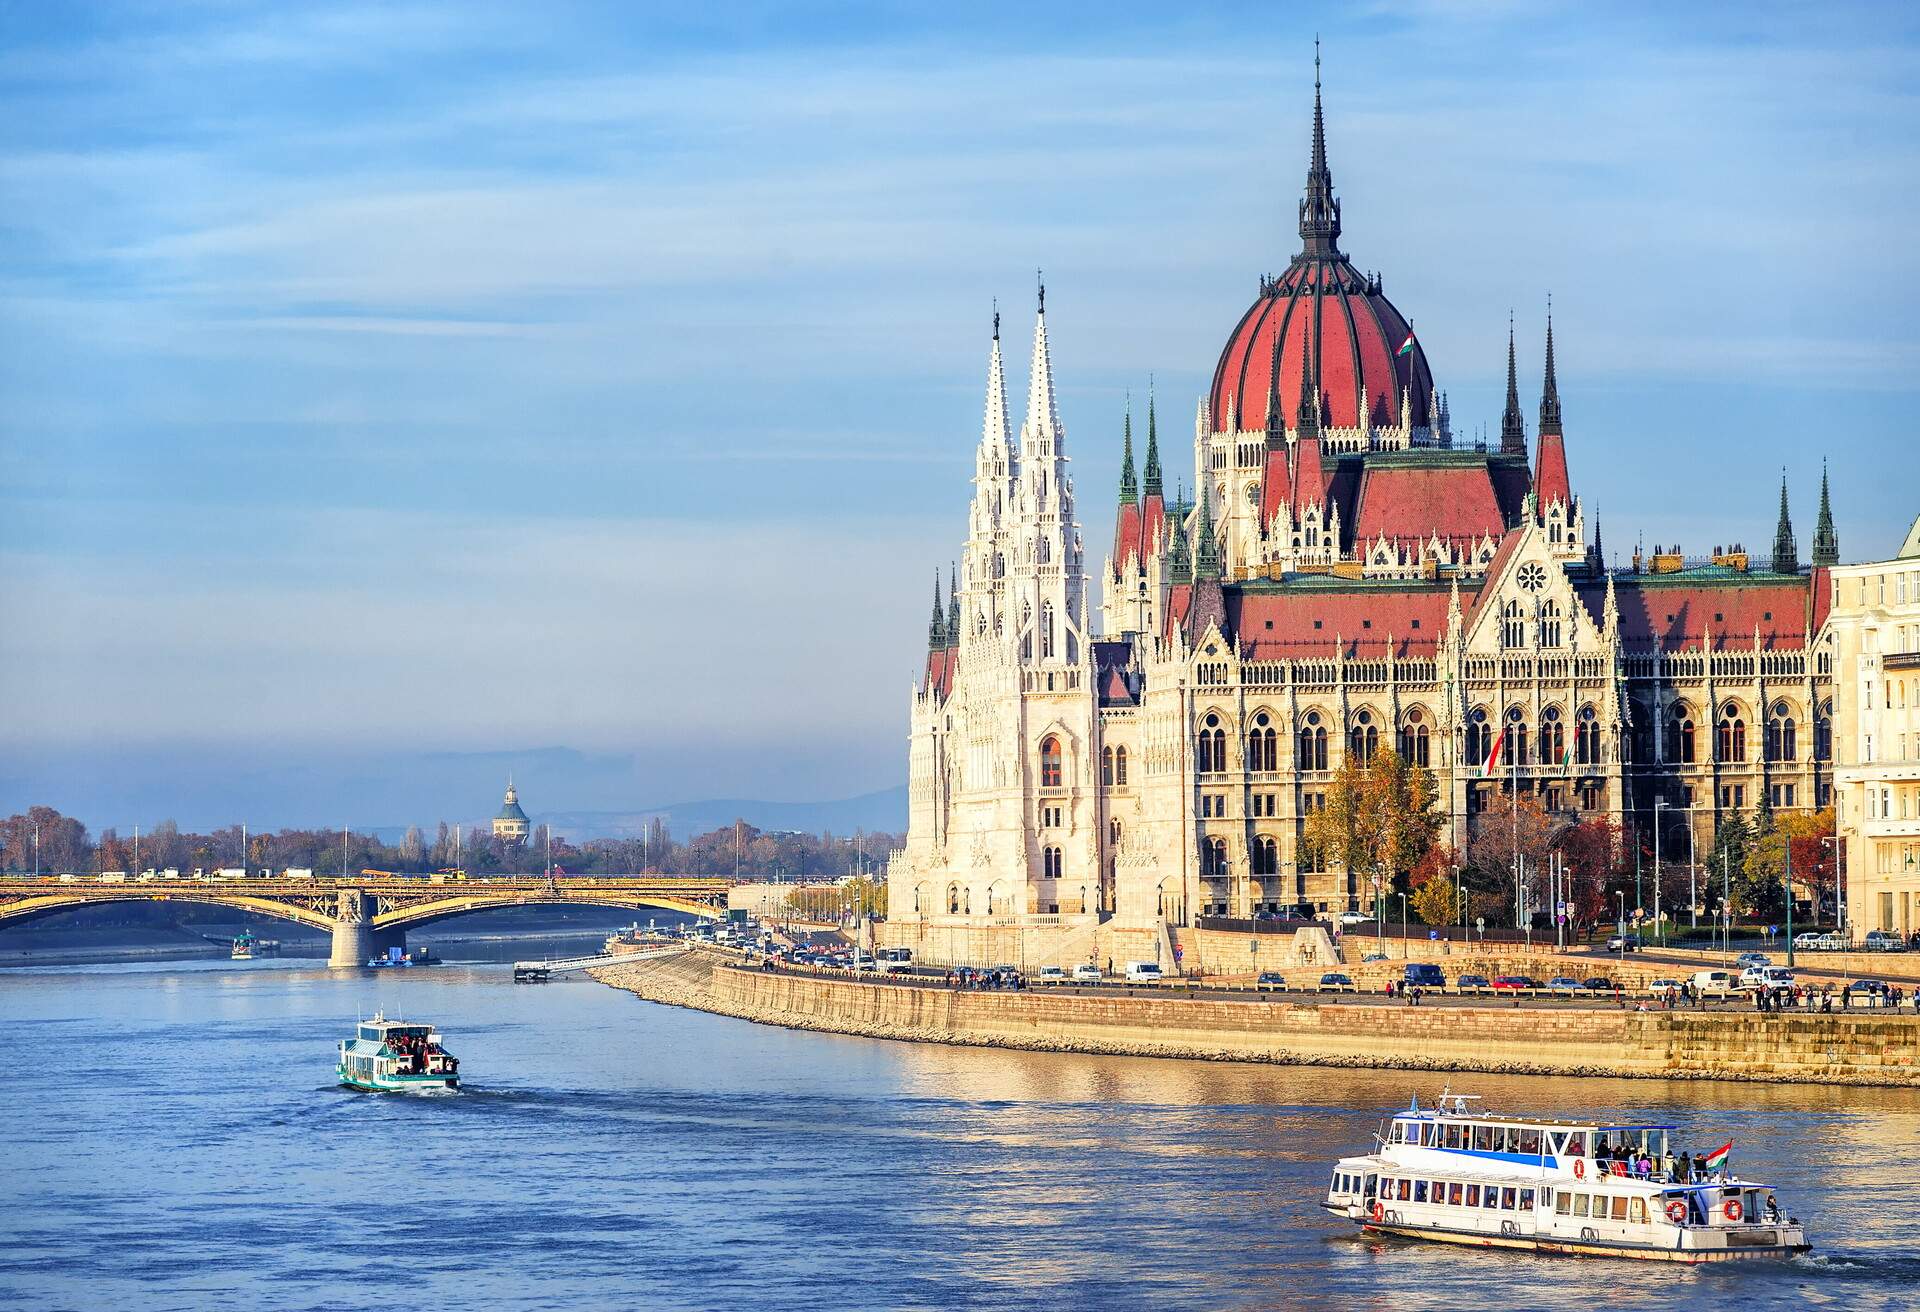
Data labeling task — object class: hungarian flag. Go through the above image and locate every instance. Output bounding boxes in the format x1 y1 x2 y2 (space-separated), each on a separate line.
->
1397 331 1416 358
1701 1142 1732 1171
1482 726 1506 777
1561 732 1575 771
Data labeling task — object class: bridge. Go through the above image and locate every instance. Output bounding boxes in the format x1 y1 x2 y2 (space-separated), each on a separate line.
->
0 876 732 966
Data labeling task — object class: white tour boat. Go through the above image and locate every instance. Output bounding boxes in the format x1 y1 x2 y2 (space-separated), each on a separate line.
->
1324 1094 1809 1263
336 1014 460 1092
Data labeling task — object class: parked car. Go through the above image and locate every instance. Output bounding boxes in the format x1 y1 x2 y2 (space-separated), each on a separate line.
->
1606 934 1641 953
1864 931 1909 953
1744 965 1797 992
1317 973 1357 993
1491 976 1539 993
1456 974 1493 995
1648 978 1686 995
1792 932 1829 951
1336 911 1372 927
1123 961 1164 985
1736 952 1772 968
1582 977 1617 993
1690 969 1741 999
1070 964 1103 983
1036 966 1069 986
1256 971 1287 993
1546 977 1584 996
1846 978 1892 1003
1361 952 1388 964
1403 962 1447 991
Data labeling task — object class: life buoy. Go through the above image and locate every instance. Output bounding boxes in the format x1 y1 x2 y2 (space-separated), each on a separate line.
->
1724 1199 1743 1222
1370 1201 1385 1224
1665 1200 1688 1224
1573 1159 1586 1180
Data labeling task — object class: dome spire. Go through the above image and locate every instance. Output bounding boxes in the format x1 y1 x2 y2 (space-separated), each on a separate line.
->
1500 312 1526 454
1298 36 1342 256
1296 333 1323 440
1193 486 1221 580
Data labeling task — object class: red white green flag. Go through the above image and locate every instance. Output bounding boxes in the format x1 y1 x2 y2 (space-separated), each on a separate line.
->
1482 726 1506 778
1701 1142 1733 1170
1397 332 1416 358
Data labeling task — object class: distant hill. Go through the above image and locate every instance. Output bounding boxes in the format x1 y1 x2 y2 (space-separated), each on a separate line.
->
536 785 907 843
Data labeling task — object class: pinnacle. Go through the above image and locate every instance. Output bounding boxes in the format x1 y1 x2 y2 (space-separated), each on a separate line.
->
1119 397 1138 505
1500 314 1526 454
1142 386 1163 499
1538 301 1562 437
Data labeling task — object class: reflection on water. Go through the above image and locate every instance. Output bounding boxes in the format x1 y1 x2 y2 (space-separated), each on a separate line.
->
1 948 1917 1312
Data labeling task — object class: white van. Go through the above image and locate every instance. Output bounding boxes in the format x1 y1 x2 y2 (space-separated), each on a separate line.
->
878 948 915 974
1123 961 1164 985
1691 969 1739 999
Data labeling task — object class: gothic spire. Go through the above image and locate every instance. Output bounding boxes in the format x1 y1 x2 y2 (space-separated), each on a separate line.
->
981 302 1012 459
1500 313 1526 454
1771 472 1798 574
1298 37 1342 256
1538 299 1562 437
1024 274 1060 443
1193 487 1222 580
928 572 946 650
947 563 961 643
1265 317 1287 448
1168 490 1192 585
1119 397 1138 505
1142 383 1163 499
1813 459 1839 566
1296 333 1323 440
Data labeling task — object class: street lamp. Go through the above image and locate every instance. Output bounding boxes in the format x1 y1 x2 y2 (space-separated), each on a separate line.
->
1399 892 1408 959
1616 890 1627 969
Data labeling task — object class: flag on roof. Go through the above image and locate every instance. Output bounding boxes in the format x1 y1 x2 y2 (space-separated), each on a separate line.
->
1397 331 1416 358
1701 1142 1733 1170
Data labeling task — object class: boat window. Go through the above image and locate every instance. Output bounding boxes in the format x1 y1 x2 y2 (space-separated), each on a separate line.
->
1540 1188 1553 1208
1520 1189 1535 1210
1518 1130 1541 1156
1572 1194 1590 1218
1414 1181 1429 1203
1611 1197 1630 1221
1591 1133 1610 1156
1363 1174 1377 1198
1447 1182 1463 1206
1473 1125 1497 1151
1555 1192 1572 1216
1465 1185 1480 1207
1483 1188 1499 1211
1565 1131 1586 1155
1630 1198 1648 1224
1391 1123 1406 1143
1650 1130 1668 1158
1501 1188 1517 1210
1397 1180 1411 1201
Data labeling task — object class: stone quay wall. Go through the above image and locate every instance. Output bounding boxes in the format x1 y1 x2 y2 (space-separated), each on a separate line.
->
592 951 1920 1088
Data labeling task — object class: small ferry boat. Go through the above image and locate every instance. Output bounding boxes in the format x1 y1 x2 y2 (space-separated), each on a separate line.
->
336 1014 460 1092
1324 1094 1809 1263
231 931 256 961
230 931 279 960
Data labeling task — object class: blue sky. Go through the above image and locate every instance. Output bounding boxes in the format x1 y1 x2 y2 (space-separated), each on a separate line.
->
3 1 1917 830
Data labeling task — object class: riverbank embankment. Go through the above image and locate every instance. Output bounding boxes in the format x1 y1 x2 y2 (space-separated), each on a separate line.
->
593 950 1920 1087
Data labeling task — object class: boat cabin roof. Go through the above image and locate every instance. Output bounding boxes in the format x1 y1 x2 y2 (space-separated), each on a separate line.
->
1393 1096 1674 1134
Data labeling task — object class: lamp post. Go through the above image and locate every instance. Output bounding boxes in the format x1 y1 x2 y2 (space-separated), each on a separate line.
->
1819 835 1839 934
1616 891 1626 969
32 821 39 879
1784 838 1796 970
1399 892 1408 959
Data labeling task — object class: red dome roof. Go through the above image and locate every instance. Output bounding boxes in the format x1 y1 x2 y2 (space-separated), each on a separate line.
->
1209 62 1435 437
1209 257 1434 435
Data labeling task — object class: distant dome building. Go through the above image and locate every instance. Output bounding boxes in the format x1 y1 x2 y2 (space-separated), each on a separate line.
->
492 780 530 844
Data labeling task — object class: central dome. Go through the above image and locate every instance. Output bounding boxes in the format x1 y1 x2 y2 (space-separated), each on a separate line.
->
1207 67 1435 438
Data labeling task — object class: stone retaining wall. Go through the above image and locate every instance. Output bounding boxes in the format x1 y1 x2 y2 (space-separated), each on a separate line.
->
592 951 1920 1087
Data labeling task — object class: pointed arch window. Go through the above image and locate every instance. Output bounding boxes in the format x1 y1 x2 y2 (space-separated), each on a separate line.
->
1253 836 1279 877
1539 706 1565 767
1040 602 1055 658
1042 846 1063 880
1398 708 1430 767
1717 703 1746 762
1204 838 1230 880
947 883 961 915
1197 712 1227 774
1101 746 1115 787
1502 600 1527 649
1114 746 1128 786
1504 707 1528 767
1247 712 1279 772
1349 709 1379 763
1576 705 1601 766
1297 710 1329 771
1039 736 1062 788
1667 705 1696 764
1815 700 1832 761
1465 707 1491 768
1766 701 1797 762
1538 599 1563 649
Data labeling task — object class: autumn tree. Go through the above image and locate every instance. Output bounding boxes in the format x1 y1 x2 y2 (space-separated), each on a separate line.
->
1463 791 1562 926
1303 747 1442 915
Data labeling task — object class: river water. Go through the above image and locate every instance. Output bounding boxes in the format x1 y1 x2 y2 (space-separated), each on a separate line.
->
3 951 1917 1312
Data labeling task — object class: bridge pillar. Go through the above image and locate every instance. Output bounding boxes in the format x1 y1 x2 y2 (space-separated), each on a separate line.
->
328 889 404 967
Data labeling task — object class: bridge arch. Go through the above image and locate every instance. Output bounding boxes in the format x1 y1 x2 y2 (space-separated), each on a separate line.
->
371 894 724 932
0 891 336 934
